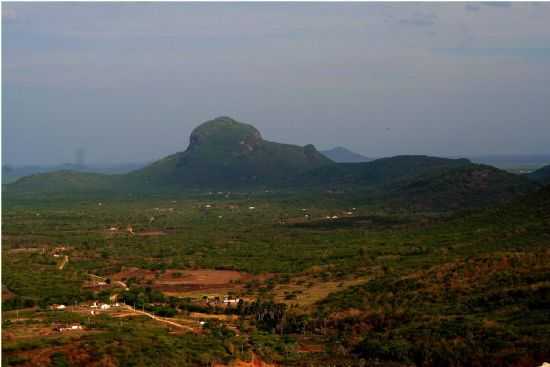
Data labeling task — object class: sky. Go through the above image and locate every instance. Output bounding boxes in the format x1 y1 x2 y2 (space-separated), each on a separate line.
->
2 2 550 165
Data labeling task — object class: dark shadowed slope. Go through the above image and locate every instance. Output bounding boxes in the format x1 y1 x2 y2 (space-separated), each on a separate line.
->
528 164 550 185
321 147 370 163
384 163 536 210
293 155 535 210
293 155 474 187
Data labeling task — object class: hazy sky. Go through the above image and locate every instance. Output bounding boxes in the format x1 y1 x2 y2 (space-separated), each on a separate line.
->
3 2 550 165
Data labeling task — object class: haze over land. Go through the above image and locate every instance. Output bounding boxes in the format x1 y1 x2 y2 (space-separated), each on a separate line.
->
3 2 550 166
3 3 550 366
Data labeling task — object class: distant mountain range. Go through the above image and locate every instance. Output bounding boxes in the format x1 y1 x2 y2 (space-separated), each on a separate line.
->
467 154 550 170
320 147 370 163
6 116 541 210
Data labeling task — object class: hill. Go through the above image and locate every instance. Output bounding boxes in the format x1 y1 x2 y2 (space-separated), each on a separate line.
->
528 164 550 185
320 146 370 163
5 118 536 210
2 163 147 184
128 116 332 188
9 170 119 194
293 155 473 187
293 155 535 209
384 163 536 210
7 117 333 194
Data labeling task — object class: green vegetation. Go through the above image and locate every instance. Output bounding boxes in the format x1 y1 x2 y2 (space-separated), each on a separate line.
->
3 184 550 365
2 116 549 366
6 117 536 213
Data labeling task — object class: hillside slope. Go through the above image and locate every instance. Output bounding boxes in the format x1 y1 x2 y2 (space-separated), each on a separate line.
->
6 117 536 210
7 117 333 194
321 147 370 163
129 116 332 188
293 155 473 187
528 164 550 185
9 170 120 194
293 156 535 210
314 185 550 366
385 163 535 210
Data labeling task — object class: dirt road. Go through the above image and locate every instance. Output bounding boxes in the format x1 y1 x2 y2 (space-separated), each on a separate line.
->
120 304 195 331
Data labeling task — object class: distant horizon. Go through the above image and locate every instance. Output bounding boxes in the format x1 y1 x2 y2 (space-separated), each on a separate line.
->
3 3 550 165
5 151 550 168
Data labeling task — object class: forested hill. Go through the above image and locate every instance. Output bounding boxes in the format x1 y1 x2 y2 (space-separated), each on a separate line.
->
6 117 537 210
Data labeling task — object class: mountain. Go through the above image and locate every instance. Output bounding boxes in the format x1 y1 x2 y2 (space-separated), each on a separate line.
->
8 116 333 193
128 116 332 188
528 164 550 185
321 147 370 163
5 117 536 209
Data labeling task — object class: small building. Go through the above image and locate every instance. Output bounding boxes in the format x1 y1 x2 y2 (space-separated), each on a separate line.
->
57 324 83 332
223 295 240 304
100 304 111 310
54 304 66 310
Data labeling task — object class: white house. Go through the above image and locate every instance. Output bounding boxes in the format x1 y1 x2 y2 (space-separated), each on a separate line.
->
223 296 240 304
